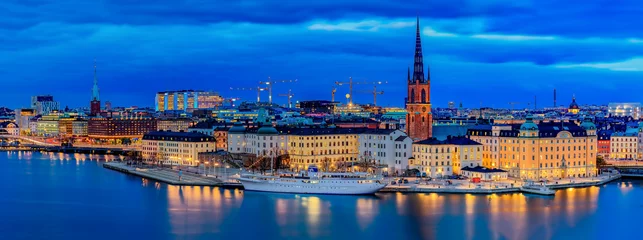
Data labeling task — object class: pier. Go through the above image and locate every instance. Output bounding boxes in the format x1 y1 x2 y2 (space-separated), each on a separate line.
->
103 162 242 188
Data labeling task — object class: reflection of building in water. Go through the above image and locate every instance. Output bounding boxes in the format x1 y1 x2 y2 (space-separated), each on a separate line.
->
356 198 377 230
166 186 242 235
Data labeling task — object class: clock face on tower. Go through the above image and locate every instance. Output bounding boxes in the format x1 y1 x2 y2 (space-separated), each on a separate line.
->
422 106 427 112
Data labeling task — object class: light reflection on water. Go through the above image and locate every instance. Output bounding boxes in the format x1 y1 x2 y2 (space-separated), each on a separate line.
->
0 152 640 240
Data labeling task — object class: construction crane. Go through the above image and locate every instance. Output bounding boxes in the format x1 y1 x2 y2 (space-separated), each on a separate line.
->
259 77 297 104
278 89 295 108
335 77 387 106
331 87 337 102
230 86 266 102
357 85 384 106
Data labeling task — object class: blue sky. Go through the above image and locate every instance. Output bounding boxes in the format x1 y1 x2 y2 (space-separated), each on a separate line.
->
1 0 643 109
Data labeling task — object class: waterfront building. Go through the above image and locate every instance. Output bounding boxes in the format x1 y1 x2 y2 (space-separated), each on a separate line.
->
72 120 88 136
608 102 640 118
597 130 612 158
157 118 193 132
31 95 59 115
467 116 597 179
409 136 482 178
88 117 157 138
227 125 412 172
381 107 407 120
142 131 216 166
358 129 412 174
14 109 35 135
155 90 223 112
406 17 433 141
0 122 19 136
36 114 60 136
610 131 638 160
460 166 508 181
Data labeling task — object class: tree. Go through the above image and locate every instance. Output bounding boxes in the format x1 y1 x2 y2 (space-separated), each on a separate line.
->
319 157 332 172
596 155 607 168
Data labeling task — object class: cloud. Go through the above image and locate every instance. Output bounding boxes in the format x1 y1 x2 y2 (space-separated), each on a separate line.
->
470 34 555 41
308 20 414 32
556 58 643 72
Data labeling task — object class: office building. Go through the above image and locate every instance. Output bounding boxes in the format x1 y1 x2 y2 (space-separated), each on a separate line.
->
608 102 641 119
409 136 483 178
88 117 157 138
155 90 223 112
31 95 60 115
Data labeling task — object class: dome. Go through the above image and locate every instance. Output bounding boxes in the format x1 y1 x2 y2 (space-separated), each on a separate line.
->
580 117 596 130
569 97 580 109
228 122 246 133
520 115 539 131
257 126 279 135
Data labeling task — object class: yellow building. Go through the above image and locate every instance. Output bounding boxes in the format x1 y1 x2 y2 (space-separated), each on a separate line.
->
610 132 638 160
467 116 597 179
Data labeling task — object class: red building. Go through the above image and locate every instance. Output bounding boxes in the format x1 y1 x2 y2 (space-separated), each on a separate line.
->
597 130 612 157
406 17 432 141
88 117 157 138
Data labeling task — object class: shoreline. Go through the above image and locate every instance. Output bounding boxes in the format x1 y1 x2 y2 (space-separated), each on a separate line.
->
103 161 624 195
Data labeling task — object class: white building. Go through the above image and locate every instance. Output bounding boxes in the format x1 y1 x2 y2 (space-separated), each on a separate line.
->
460 166 508 181
142 131 216 166
410 136 483 178
610 132 638 160
0 122 19 136
358 129 412 175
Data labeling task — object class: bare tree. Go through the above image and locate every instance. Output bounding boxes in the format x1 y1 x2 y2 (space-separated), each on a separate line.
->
319 157 332 172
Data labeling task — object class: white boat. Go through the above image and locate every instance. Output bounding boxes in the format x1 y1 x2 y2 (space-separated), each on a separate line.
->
521 183 556 195
238 166 387 195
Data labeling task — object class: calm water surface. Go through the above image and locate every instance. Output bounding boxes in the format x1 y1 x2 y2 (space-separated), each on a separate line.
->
0 151 641 240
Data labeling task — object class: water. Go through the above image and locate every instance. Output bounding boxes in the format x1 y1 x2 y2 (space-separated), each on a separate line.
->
0 151 641 240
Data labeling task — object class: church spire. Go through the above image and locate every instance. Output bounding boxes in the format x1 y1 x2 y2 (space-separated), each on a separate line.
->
412 16 425 83
407 66 411 82
92 59 100 101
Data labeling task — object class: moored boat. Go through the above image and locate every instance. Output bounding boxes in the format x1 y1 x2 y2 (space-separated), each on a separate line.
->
238 165 387 195
521 183 556 195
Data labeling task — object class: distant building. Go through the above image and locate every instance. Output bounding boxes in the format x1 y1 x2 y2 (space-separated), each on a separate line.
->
155 90 223 112
597 130 612 158
460 166 508 181
157 118 193 132
36 114 60 136
72 120 88 136
142 131 216 166
608 102 640 119
0 122 19 136
88 117 157 138
105 101 112 111
14 109 35 135
568 96 580 114
31 95 59 115
90 62 101 116
298 100 336 114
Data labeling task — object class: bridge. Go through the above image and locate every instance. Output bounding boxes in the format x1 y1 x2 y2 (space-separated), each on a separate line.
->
0 134 140 152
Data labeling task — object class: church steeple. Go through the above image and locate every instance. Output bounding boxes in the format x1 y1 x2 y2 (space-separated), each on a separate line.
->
412 16 425 83
92 59 100 101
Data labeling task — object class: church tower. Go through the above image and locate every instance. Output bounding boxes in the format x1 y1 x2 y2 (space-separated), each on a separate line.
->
406 17 432 141
90 60 101 116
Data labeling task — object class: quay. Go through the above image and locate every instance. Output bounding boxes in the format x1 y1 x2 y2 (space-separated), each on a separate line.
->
380 174 622 194
103 162 242 188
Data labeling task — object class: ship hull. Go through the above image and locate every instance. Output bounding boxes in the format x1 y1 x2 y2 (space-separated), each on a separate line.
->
239 178 386 195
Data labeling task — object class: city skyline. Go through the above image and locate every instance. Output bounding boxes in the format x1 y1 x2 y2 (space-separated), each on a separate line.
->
1 1 643 108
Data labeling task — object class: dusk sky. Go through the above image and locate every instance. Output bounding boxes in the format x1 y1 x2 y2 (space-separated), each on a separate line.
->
1 0 643 109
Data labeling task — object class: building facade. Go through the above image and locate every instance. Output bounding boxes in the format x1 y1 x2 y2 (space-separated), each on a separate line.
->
410 136 483 178
156 90 223 112
142 131 216 166
610 132 638 160
88 117 157 138
31 95 59 115
157 118 192 132
406 17 432 141
608 102 641 119
467 117 598 179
